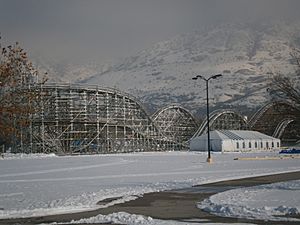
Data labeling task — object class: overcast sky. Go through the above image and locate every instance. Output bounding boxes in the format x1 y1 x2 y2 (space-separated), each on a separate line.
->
1 0 300 62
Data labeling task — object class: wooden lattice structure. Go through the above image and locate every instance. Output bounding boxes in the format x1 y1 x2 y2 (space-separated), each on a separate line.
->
26 84 185 154
249 101 300 142
12 84 300 153
152 105 200 144
192 110 249 138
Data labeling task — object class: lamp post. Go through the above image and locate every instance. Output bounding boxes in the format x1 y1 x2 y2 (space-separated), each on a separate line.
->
192 74 222 163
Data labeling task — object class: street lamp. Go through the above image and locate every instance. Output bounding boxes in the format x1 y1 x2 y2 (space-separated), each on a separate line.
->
192 74 222 163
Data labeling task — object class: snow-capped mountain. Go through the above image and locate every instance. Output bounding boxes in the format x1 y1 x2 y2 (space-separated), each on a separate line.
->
81 21 300 115
32 56 113 83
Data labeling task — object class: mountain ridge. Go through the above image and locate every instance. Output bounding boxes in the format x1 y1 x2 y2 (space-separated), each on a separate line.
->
35 21 300 117
81 21 300 116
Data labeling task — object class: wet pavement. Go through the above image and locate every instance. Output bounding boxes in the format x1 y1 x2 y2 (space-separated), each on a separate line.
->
96 171 300 225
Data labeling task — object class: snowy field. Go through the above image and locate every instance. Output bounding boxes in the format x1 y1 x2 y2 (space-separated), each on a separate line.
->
0 151 300 224
199 179 300 222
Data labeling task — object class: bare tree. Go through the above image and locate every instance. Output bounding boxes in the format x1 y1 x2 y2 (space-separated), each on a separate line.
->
268 48 300 108
0 36 47 147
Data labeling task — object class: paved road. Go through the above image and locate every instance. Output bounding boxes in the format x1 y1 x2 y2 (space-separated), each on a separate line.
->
96 171 300 225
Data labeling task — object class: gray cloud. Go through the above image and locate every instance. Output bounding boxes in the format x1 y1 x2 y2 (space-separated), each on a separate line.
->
1 0 300 61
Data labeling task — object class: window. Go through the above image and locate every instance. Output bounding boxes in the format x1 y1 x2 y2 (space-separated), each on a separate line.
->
249 142 252 148
261 142 263 148
236 142 239 149
272 142 274 148
242 142 245 149
277 142 280 148
266 142 269 148
255 142 258 148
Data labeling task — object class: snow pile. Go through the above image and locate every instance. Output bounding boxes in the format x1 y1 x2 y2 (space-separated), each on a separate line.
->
68 212 154 224
198 180 300 221
50 212 254 225
1 153 57 160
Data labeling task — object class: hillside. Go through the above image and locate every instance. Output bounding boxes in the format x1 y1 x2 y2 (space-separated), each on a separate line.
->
77 22 300 115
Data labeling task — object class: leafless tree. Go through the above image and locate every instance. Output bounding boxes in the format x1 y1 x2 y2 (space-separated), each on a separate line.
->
268 48 300 109
0 36 47 147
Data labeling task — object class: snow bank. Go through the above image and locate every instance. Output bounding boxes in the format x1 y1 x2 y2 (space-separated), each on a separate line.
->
0 179 201 219
198 180 300 221
47 212 254 225
66 212 155 224
1 153 57 160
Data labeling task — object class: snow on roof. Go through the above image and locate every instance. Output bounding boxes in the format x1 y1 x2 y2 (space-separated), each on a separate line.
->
195 130 279 141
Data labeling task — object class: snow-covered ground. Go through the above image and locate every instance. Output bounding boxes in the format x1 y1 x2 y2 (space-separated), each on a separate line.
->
198 179 300 222
0 151 299 223
48 212 255 225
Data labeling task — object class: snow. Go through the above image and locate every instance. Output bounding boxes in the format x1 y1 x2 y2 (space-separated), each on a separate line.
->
1 153 57 160
198 179 300 221
0 151 299 221
83 22 300 112
46 212 254 225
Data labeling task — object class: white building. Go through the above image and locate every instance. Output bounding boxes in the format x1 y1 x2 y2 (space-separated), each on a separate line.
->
190 130 281 152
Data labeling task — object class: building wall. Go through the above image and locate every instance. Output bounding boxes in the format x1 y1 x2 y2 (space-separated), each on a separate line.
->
190 138 281 152
222 139 281 152
221 140 236 152
190 139 222 152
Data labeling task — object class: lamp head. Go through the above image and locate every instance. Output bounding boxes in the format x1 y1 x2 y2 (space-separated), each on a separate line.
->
196 75 204 79
193 74 222 81
211 74 222 79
